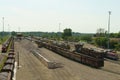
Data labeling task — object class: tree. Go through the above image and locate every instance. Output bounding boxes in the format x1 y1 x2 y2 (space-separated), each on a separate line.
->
116 31 120 38
109 40 118 49
115 43 120 50
62 28 72 40
110 33 115 38
109 31 120 38
94 37 108 48
11 31 16 36
96 28 106 37
80 35 92 42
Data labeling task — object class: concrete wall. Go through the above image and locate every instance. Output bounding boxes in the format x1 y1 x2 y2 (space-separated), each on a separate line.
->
32 50 62 69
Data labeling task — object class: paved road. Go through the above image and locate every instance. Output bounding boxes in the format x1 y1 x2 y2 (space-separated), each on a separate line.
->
15 39 120 80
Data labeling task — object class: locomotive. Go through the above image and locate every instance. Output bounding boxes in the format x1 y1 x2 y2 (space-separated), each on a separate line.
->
104 50 119 60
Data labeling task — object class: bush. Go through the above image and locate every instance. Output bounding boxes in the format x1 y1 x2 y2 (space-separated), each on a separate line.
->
0 36 9 44
115 43 120 50
94 37 119 49
80 35 92 42
109 40 118 49
94 37 108 48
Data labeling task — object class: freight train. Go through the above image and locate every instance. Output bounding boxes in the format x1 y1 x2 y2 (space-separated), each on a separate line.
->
35 39 104 68
52 41 70 50
75 43 119 60
0 37 15 80
74 44 104 59
1 37 13 53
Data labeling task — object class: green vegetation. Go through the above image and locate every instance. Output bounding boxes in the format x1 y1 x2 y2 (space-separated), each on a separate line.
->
93 37 108 48
0 55 7 71
93 30 120 50
11 31 17 36
109 31 120 38
62 28 72 40
2 28 119 50
115 43 120 50
0 32 10 44
0 36 9 44
80 35 92 42
109 40 118 49
0 33 11 71
93 37 120 50
0 36 13 71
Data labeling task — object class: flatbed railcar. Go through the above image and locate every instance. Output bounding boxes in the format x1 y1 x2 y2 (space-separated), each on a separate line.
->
36 41 104 68
75 44 104 59
75 44 119 61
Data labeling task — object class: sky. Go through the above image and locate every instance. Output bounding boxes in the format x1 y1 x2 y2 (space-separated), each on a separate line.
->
0 0 120 33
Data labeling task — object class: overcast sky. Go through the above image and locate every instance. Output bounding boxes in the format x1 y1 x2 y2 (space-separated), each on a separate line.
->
0 0 120 33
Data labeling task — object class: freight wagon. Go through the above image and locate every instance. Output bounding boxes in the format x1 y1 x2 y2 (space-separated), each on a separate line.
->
0 37 15 80
74 44 104 59
36 40 104 68
1 37 13 53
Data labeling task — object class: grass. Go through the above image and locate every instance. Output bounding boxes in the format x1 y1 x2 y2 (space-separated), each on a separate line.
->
0 36 10 44
0 55 7 71
0 36 12 71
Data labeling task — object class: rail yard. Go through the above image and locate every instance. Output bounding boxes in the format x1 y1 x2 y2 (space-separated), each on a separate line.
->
1 0 120 80
0 37 120 80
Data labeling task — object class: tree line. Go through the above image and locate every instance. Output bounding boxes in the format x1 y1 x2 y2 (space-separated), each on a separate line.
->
1 28 119 50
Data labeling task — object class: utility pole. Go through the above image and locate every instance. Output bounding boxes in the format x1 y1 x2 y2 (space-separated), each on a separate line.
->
58 23 61 40
8 24 11 36
59 23 61 33
2 17 4 40
107 11 111 49
18 27 20 32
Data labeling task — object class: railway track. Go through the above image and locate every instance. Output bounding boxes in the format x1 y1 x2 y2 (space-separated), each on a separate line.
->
101 68 120 75
33 39 104 68
105 58 120 65
32 37 120 75
0 37 15 80
15 39 120 80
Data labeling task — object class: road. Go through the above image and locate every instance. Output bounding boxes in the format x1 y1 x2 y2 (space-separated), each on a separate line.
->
15 39 120 80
